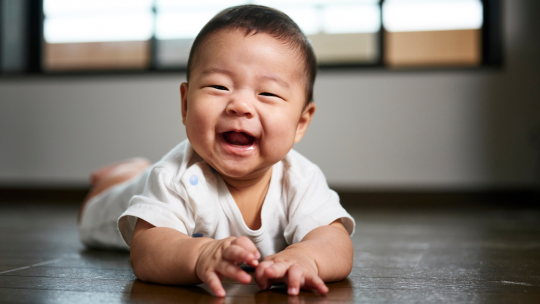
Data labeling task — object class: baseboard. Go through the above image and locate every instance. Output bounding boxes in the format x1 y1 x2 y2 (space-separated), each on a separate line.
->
0 187 90 202
0 186 538 208
336 188 540 209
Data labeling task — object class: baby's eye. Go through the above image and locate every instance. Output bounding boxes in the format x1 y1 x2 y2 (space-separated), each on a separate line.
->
211 85 229 91
259 92 280 98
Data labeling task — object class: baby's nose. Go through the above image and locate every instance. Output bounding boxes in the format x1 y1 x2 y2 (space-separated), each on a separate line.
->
226 98 254 118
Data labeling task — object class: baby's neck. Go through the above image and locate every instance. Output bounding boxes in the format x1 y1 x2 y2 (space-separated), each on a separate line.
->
221 168 273 230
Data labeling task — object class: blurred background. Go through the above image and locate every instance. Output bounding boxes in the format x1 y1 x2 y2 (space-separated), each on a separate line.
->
0 0 538 201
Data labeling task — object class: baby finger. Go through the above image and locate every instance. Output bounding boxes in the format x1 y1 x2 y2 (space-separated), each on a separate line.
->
222 244 255 264
217 261 252 284
263 261 290 279
232 236 261 260
255 261 274 289
286 264 304 295
304 273 329 295
204 271 226 297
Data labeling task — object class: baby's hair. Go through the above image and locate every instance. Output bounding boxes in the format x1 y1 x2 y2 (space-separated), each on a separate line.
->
186 4 317 104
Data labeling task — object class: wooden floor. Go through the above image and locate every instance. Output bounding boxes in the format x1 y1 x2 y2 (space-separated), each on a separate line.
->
0 202 539 303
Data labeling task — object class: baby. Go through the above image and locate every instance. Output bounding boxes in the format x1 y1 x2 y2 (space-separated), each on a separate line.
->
79 5 355 298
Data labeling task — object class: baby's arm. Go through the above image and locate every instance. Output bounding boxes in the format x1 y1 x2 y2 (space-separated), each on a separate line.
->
130 219 260 297
255 219 353 295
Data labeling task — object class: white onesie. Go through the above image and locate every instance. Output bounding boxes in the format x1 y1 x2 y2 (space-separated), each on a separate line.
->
79 140 355 258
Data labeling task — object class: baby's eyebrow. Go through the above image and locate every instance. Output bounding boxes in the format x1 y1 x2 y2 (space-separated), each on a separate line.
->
201 68 233 77
258 74 290 89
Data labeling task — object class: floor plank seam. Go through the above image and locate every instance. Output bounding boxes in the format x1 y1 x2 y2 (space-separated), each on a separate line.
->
499 281 535 287
0 286 133 294
0 258 63 275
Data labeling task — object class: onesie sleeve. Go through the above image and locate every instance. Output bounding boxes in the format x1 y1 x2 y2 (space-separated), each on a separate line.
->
283 163 355 245
117 165 195 246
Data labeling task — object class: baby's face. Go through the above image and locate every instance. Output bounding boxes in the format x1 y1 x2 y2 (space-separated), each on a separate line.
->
181 29 315 181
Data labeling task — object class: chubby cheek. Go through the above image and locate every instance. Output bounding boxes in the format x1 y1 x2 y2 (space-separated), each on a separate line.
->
185 101 218 152
260 115 297 162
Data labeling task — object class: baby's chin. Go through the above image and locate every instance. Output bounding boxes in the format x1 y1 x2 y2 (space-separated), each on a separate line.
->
212 160 272 181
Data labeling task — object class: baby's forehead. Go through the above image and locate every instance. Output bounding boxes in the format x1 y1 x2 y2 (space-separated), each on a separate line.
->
193 31 305 78
196 29 304 65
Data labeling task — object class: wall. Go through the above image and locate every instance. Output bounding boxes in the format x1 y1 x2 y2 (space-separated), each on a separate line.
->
1 0 539 189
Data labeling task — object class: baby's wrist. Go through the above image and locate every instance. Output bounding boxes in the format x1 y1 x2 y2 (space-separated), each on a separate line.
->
195 237 219 261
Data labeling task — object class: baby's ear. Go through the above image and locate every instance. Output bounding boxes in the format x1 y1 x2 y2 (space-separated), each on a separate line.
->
180 82 189 125
294 102 316 143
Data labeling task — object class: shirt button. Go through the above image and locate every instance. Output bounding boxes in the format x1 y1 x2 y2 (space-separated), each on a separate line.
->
189 175 198 186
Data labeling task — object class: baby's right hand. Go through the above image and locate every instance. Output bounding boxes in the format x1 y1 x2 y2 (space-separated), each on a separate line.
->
196 236 260 297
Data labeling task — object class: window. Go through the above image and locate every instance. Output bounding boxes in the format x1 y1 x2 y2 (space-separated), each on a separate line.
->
383 0 484 67
0 0 502 74
154 0 247 68
155 0 381 68
43 0 154 70
0 0 28 72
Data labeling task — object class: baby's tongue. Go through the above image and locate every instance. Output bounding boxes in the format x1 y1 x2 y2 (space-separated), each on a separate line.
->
223 131 254 146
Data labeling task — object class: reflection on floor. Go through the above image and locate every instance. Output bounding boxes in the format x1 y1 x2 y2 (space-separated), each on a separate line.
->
0 202 539 303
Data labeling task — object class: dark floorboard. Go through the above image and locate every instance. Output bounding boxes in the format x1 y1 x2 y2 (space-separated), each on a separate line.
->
0 202 539 303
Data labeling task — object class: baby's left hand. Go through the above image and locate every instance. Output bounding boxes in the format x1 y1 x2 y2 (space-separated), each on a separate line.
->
254 250 329 296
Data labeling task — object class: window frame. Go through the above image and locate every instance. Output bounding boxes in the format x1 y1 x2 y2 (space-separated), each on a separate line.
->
2 0 502 76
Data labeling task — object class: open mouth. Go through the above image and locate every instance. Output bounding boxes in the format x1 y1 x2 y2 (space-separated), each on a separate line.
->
222 131 255 146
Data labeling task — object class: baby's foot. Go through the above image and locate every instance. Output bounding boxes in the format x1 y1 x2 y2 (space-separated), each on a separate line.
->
90 158 151 186
80 158 151 223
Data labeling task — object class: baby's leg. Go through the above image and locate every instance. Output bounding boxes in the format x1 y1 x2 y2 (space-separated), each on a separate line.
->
78 158 151 223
